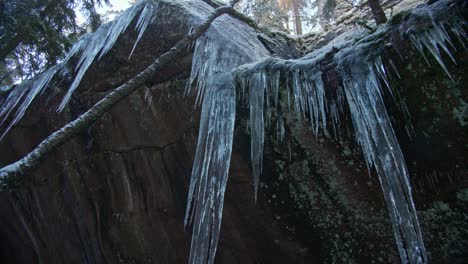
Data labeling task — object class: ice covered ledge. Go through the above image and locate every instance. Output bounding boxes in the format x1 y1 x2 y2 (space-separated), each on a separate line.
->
232 0 465 263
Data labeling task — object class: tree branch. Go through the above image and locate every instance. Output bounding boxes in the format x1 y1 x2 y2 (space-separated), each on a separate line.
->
0 0 240 190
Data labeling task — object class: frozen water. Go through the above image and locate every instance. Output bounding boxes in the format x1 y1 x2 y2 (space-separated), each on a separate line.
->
233 2 465 263
0 66 58 140
58 0 157 111
338 56 427 263
184 1 270 262
0 0 465 263
184 73 236 264
130 4 155 58
0 0 156 138
247 71 266 200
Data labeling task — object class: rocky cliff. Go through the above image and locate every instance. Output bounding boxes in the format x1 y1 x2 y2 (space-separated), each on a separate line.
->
0 0 466 263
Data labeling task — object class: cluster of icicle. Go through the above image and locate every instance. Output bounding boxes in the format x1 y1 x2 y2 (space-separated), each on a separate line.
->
183 4 271 262
231 3 465 263
0 0 466 263
0 0 155 139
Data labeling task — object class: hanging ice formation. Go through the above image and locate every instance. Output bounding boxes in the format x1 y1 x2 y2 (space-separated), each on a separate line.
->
241 2 465 263
183 3 271 262
0 0 466 263
0 0 156 139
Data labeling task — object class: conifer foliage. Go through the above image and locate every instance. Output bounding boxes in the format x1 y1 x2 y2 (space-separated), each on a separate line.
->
0 0 109 85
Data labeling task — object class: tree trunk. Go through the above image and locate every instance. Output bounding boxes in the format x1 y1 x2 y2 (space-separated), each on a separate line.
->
368 0 387 25
292 0 302 35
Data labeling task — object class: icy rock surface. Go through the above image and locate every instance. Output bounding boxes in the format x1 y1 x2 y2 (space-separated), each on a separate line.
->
0 0 466 263
234 1 464 263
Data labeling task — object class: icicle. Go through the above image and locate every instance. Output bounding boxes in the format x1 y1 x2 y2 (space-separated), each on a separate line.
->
0 66 58 140
412 31 453 80
311 71 328 136
407 18 465 81
129 4 155 58
374 56 394 98
0 0 155 140
339 58 427 264
184 4 271 262
389 59 401 79
282 68 329 136
248 71 266 200
291 69 305 116
270 70 280 108
184 73 236 264
58 0 155 111
277 118 285 142
450 22 467 50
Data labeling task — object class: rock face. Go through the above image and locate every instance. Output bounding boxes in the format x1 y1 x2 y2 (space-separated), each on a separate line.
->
0 77 315 263
0 1 312 263
0 0 467 263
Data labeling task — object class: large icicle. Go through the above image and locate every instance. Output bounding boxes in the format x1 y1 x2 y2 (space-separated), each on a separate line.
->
248 71 266 200
339 57 427 264
184 0 271 261
184 73 236 264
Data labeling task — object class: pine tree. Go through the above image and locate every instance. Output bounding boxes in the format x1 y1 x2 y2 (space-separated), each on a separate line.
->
278 0 306 35
368 0 387 24
243 0 286 31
